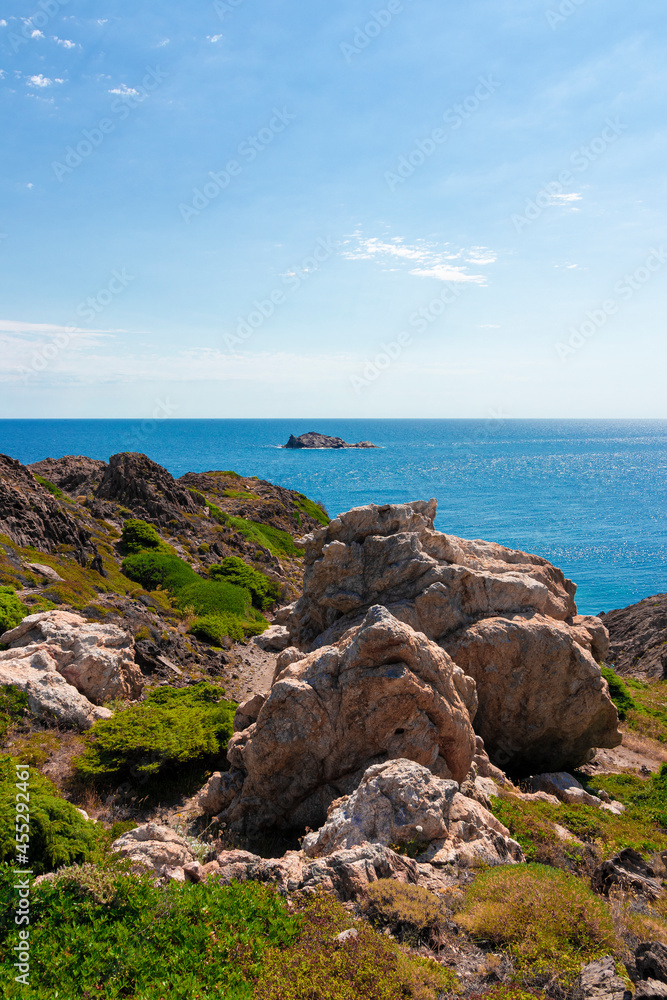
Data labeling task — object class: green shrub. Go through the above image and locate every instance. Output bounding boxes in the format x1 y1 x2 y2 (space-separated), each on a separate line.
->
0 686 29 743
207 501 303 557
189 611 266 645
255 892 458 1000
73 683 236 782
362 879 450 948
457 864 619 982
0 866 300 999
121 551 195 592
0 587 27 635
177 578 252 616
32 473 64 499
209 556 281 610
0 757 105 874
120 518 167 555
601 665 636 720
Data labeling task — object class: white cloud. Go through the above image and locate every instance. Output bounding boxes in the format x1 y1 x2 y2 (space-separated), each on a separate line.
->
26 183 33 189
108 84 140 97
30 29 44 38
155 38 170 47
0 20 7 27
341 234 496 284
0 70 5 80
207 34 223 42
26 74 51 88
550 192 582 209
54 37 76 48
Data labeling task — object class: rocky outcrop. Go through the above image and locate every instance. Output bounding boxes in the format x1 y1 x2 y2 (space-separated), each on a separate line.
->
96 452 206 528
1 610 144 704
285 500 619 774
0 453 100 568
528 772 624 813
283 432 376 449
302 759 524 866
579 956 629 1000
110 823 197 872
29 455 107 497
197 606 478 835
601 594 667 681
591 849 663 900
637 943 667 985
444 615 621 773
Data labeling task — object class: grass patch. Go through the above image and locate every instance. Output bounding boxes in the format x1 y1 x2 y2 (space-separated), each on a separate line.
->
601 666 637 720
0 587 28 635
0 686 29 743
294 493 329 526
624 678 667 743
32 473 65 500
456 863 618 983
0 756 106 874
209 556 281 610
72 683 236 784
120 518 170 555
362 879 451 948
206 501 303 557
224 489 257 500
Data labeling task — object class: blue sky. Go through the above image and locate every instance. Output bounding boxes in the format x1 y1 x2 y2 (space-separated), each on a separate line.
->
1 0 666 418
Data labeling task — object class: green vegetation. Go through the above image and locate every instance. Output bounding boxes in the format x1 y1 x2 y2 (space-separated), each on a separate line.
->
210 557 281 610
624 677 667 743
362 879 450 948
73 683 236 783
224 489 257 501
457 864 618 982
121 550 194 592
0 756 106 874
0 686 29 742
0 586 28 635
601 665 636 720
294 493 329 526
32 473 65 500
206 500 303 557
120 518 169 555
588 762 667 830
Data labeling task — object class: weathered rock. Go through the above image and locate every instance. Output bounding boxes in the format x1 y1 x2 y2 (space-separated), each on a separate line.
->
25 562 65 583
95 452 206 528
636 943 667 984
579 955 630 1000
635 981 667 1000
233 693 267 732
29 455 107 497
1 610 144 704
288 500 578 650
252 625 291 652
200 607 478 835
110 823 196 872
283 432 376 450
444 614 621 773
303 759 523 866
529 772 604 808
591 849 662 900
601 594 667 681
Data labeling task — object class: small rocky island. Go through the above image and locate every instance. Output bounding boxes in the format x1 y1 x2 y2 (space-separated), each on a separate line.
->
283 431 377 449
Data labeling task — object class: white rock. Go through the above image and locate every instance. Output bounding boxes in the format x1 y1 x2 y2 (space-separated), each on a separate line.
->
252 625 291 652
111 823 197 872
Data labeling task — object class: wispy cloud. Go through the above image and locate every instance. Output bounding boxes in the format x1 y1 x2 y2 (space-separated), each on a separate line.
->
108 84 140 97
550 191 582 208
341 234 497 284
207 34 223 43
54 37 76 49
26 74 52 88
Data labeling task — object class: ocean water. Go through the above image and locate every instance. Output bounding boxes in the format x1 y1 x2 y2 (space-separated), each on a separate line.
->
1 418 665 616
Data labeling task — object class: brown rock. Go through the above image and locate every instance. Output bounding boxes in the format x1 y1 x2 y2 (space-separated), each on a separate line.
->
111 823 196 872
198 606 477 835
601 593 667 681
591 849 663 900
29 455 107 497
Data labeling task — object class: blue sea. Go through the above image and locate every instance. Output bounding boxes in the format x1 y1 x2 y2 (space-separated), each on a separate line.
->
1 419 665 617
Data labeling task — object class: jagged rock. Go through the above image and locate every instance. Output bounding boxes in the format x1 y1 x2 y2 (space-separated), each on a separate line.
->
635 981 667 1000
636 943 667 984
444 615 621 773
1 610 144 704
283 432 376 450
233 693 267 732
25 562 65 583
95 452 206 528
591 849 662 900
0 453 100 568
303 759 523 866
198 607 477 835
29 455 107 497
110 823 196 872
601 594 667 681
252 625 291 652
579 955 630 1000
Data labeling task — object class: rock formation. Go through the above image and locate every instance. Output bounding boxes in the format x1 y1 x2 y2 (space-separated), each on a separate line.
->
96 452 207 528
0 610 143 726
284 500 620 773
601 593 667 680
283 432 376 449
111 823 197 873
302 759 524 866
197 606 478 834
29 455 107 497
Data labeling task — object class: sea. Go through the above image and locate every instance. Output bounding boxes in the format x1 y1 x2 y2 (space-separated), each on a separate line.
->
1 418 665 617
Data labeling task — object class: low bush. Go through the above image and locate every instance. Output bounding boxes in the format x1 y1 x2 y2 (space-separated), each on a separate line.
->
0 685 29 743
207 501 303 557
121 550 195 592
0 586 27 635
601 665 637 720
0 756 106 874
362 879 450 948
32 473 64 499
189 611 267 645
120 518 167 555
457 864 619 983
209 557 281 610
72 683 236 782
294 493 329 526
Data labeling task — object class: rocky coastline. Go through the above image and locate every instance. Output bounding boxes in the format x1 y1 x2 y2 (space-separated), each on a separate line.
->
283 431 377 449
1 450 666 997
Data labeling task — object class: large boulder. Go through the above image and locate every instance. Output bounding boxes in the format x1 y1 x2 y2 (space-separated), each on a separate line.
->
95 452 206 528
287 499 577 649
1 610 144 704
197 606 477 835
302 759 524 866
110 823 196 872
444 615 621 772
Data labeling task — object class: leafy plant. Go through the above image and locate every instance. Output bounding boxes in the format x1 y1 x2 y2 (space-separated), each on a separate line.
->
32 473 64 499
72 683 236 782
121 550 195 592
120 518 168 555
188 611 267 645
0 587 28 635
362 879 450 948
0 686 29 743
209 556 281 610
601 665 636 720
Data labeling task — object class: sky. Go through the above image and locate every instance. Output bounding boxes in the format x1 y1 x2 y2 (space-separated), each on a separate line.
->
1 0 666 419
